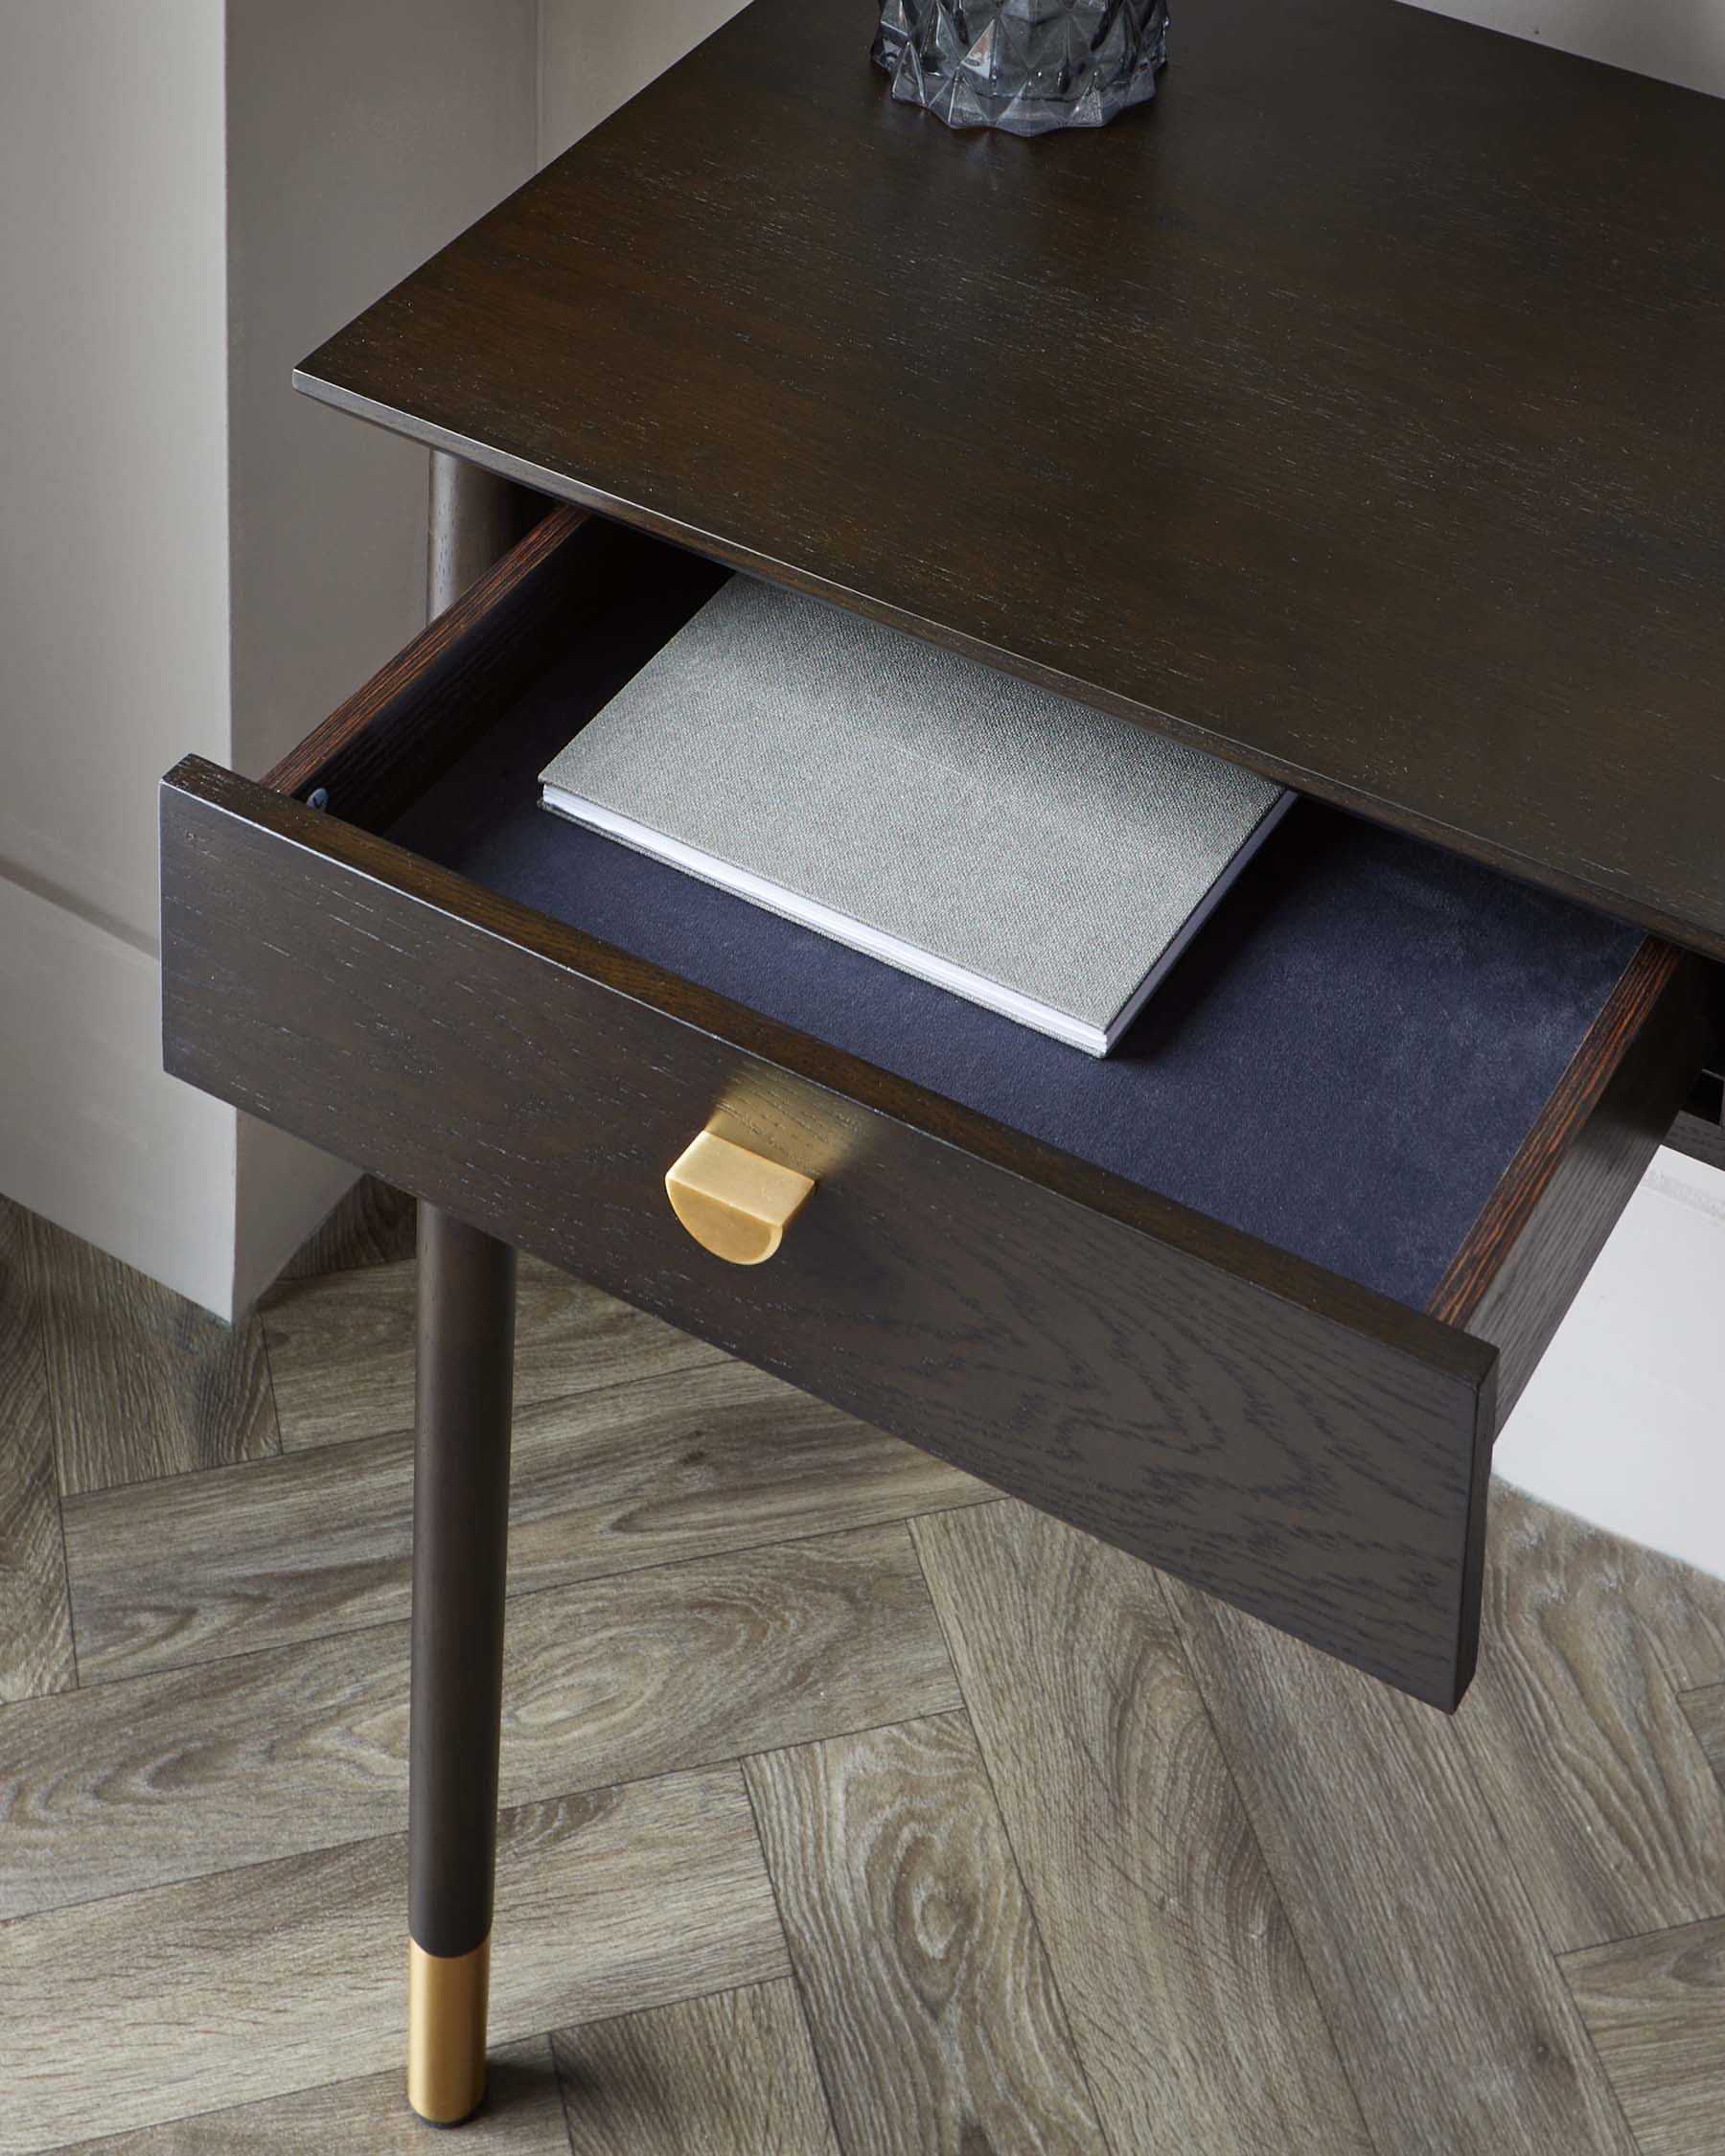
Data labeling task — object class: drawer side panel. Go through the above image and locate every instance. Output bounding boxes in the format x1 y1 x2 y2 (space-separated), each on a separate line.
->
1433 945 1720 1420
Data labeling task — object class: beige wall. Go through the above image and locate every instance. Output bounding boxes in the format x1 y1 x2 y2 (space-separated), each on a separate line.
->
1 2 230 943
0 3 238 1310
223 0 537 1304
0 0 536 1314
1407 0 1725 96
226 2 537 785
538 0 748 158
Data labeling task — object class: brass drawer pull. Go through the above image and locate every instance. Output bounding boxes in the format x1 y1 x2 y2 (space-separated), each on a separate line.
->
665 1129 816 1266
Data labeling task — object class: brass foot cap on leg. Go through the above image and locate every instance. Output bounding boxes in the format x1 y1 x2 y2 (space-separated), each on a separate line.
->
408 1936 490 2125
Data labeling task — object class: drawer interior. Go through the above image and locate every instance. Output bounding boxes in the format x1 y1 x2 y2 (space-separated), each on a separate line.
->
339 519 1652 1319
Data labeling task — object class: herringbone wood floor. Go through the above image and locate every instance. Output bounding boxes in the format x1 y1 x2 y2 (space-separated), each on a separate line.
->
1 1181 1723 2153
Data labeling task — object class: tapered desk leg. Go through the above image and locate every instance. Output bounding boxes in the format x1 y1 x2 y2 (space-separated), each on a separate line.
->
407 1204 517 2125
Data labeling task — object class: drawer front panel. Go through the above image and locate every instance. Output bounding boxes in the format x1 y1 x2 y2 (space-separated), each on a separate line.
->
163 760 1494 1709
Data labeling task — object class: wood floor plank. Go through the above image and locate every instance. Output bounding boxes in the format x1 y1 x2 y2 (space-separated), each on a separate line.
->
42 2037 569 2153
263 1255 724 1452
27 1214 277 1498
1453 1483 1725 1955
1167 1578 1641 2156
744 1712 1105 2156
277 1176 417 1281
0 1765 784 2153
912 1503 1373 2156
63 1359 985 1683
0 1202 75 1701
1679 1682 1725 1783
552 1982 838 2156
1 1525 958 1918
1562 1915 1725 2156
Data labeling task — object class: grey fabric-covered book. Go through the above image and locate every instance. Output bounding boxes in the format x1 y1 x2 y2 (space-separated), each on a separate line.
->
539 577 1292 1055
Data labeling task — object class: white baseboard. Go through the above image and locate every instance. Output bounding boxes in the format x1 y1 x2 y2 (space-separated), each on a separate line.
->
1495 1145 1725 1582
0 874 356 1319
0 876 237 1313
235 1116 357 1312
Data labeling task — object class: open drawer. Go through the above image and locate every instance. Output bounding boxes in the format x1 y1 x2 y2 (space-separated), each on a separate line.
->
160 506 1719 1711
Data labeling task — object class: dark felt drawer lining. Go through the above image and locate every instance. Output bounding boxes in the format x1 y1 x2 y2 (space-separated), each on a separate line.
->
386 594 1643 1314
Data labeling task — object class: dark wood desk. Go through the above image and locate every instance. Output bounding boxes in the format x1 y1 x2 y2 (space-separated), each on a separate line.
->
160 0 1725 2122
297 0 1725 959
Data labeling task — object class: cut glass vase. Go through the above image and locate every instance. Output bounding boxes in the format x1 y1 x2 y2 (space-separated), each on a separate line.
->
873 0 1170 137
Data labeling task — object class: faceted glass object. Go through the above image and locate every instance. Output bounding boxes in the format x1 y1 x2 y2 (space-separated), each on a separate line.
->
873 0 1169 137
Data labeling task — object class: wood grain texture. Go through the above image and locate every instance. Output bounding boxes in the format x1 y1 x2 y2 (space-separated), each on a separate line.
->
1432 943 1688 1323
261 501 589 823
1429 944 1718 1418
406 1201 517 1958
912 1502 1372 2156
0 1201 74 1701
41 2039 569 2154
26 1211 277 1498
1679 1682 1725 1783
298 0 1725 960
0 1765 783 2153
1562 1915 1725 2156
4 1525 957 1920
1454 1483 1725 1956
276 1176 417 1281
63 1357 984 1683
744 1713 1105 2156
15 1192 1725 2154
263 1254 724 1451
1166 1577 1641 2156
161 754 1497 1708
552 1982 839 2156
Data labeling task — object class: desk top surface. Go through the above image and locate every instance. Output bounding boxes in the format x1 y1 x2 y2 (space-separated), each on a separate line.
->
297 0 1725 957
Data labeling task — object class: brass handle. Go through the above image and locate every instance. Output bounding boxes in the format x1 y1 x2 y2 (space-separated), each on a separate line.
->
665 1129 816 1266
